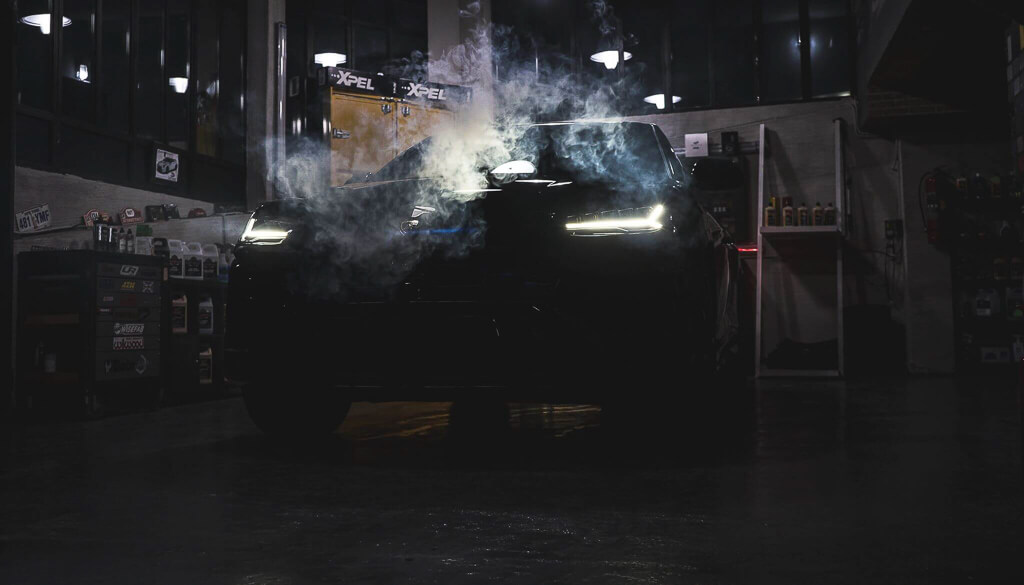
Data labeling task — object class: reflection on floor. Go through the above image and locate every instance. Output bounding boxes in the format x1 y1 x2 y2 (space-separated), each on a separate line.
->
1 376 1022 584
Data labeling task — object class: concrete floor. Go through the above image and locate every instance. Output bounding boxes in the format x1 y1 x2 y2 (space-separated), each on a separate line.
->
1 377 1022 584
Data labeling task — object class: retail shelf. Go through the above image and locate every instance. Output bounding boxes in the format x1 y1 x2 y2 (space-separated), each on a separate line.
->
23 313 81 326
760 225 841 237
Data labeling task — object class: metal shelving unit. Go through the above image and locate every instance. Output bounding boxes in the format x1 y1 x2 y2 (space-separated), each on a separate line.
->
754 120 846 377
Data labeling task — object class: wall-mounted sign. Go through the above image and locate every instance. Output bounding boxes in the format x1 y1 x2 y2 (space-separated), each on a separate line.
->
684 133 709 158
15 203 52 233
154 149 180 182
120 207 144 225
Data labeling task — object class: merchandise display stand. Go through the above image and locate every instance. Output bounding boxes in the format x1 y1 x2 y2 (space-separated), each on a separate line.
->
754 121 845 377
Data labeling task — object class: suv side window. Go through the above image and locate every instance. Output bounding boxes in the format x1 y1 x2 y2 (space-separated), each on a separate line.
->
654 126 685 179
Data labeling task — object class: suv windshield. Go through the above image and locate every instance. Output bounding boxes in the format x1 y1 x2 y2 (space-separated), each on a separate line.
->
509 123 670 186
354 123 672 188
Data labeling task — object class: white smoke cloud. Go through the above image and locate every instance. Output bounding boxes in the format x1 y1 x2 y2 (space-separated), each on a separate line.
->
264 4 679 298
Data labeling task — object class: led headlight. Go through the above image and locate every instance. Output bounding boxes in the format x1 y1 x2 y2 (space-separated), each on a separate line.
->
240 215 293 245
565 204 665 235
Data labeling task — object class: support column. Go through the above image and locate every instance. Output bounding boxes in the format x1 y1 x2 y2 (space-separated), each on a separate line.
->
246 0 286 210
3 0 16 444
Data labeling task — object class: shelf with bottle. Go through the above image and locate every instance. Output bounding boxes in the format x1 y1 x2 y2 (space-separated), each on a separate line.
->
762 195 837 231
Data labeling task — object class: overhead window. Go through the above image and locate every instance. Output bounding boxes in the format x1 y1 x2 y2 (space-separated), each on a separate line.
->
61 0 96 121
99 0 131 133
165 0 191 149
16 1 54 110
134 1 164 140
809 0 852 97
712 0 756 107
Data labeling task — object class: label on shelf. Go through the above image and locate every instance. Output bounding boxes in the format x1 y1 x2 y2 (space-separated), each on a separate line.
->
112 336 145 351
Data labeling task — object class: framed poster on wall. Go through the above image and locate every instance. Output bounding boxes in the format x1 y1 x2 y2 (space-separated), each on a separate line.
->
154 148 181 183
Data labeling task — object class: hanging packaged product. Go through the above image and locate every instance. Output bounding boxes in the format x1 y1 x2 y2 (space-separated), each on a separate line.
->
171 293 188 334
993 257 1008 281
1007 288 1024 320
1011 257 1024 280
167 240 184 279
201 244 219 280
974 288 1000 317
183 242 204 280
198 347 214 385
217 245 231 283
135 236 153 256
198 296 214 335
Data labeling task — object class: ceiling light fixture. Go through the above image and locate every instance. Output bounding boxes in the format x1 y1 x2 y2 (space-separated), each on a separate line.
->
589 50 632 70
20 14 71 35
643 94 682 110
168 77 189 93
314 52 347 67
76 64 89 83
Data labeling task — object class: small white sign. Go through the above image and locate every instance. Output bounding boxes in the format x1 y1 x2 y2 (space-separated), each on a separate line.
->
14 203 52 233
154 149 180 182
684 133 709 158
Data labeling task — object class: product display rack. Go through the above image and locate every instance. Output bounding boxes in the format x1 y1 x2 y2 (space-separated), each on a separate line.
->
754 121 846 377
165 277 228 397
16 250 167 414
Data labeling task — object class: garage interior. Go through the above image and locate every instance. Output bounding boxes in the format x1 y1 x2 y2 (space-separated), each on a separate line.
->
2 0 1024 582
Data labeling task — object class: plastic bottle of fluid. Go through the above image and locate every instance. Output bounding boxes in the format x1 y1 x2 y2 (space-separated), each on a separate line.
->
171 293 188 334
167 240 185 279
217 246 230 283
812 202 824 226
202 244 219 280
797 202 809 226
198 347 213 385
823 202 836 225
198 296 214 335
781 197 795 227
184 242 204 280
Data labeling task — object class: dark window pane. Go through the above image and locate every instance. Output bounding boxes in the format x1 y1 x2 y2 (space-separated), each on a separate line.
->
386 32 427 79
353 25 387 73
809 0 851 97
100 0 131 133
350 1 387 26
57 125 129 182
621 7 662 114
135 3 164 139
16 114 52 168
393 0 426 33
16 1 53 110
166 0 190 149
195 0 220 157
61 0 96 121
712 0 755 106
312 13 349 73
220 0 246 164
760 0 802 102
671 0 711 109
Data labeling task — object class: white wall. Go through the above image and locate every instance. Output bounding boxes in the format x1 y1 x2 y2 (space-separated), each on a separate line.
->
627 99 903 369
13 167 248 255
